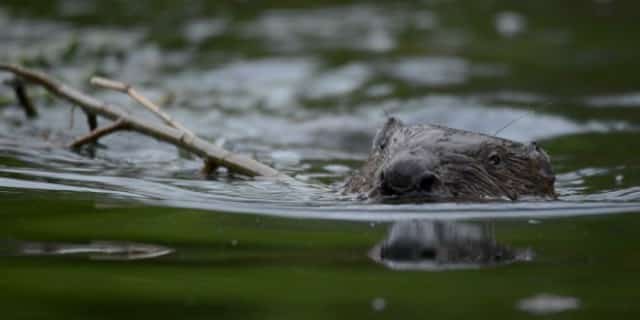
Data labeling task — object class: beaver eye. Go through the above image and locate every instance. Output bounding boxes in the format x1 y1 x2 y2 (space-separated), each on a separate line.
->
488 152 502 166
531 141 540 152
372 133 387 151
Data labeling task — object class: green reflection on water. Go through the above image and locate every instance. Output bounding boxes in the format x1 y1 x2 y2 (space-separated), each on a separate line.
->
5 0 640 94
1 194 640 319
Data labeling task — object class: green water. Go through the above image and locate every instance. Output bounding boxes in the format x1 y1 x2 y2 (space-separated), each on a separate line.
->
2 194 640 319
1 1 640 319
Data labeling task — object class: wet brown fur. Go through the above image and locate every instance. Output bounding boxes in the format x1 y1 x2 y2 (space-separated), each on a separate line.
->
345 118 556 202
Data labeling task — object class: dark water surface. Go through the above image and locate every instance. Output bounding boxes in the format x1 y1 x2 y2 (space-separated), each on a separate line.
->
1 1 640 318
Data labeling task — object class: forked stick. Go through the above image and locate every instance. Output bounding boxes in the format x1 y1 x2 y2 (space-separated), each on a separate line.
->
0 63 283 178
90 76 193 135
69 118 128 148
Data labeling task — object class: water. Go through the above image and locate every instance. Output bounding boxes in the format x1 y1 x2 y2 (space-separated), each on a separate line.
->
1 1 640 318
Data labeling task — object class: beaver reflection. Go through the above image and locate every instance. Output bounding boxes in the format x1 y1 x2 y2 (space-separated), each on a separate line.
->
370 220 530 270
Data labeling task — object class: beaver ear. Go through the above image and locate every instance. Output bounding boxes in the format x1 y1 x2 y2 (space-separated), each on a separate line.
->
373 117 404 150
385 117 404 128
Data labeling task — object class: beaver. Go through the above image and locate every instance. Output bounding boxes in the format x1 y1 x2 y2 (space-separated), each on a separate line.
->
345 117 556 201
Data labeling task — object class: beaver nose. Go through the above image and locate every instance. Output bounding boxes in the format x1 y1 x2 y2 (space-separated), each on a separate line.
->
418 172 438 192
381 158 439 194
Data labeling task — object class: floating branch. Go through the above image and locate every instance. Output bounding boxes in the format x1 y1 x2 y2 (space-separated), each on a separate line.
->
0 63 284 178
90 76 193 135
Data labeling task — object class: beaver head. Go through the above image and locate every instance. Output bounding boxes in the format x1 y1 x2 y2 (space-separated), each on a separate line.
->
345 117 556 201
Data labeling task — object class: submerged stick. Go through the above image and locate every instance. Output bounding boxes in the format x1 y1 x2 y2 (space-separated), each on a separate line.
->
85 111 98 131
0 63 283 178
5 77 38 118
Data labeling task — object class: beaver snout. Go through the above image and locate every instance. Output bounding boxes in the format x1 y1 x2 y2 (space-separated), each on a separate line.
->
380 156 440 195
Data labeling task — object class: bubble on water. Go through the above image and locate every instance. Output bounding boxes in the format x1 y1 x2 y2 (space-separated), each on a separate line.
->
495 12 526 38
371 297 386 312
230 240 239 247
528 219 541 224
517 294 580 315
615 174 624 185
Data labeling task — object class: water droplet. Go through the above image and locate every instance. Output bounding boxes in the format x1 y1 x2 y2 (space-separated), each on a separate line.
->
517 294 580 315
230 240 238 247
371 297 386 312
495 12 526 38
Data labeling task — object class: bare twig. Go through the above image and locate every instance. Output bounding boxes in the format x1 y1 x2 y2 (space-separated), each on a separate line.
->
5 77 38 118
90 76 192 135
0 63 283 178
69 118 128 148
